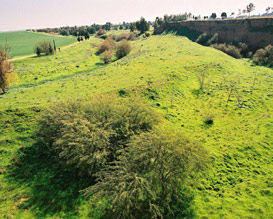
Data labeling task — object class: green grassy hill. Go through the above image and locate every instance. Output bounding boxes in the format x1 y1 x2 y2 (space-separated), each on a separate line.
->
0 31 76 57
0 34 272 218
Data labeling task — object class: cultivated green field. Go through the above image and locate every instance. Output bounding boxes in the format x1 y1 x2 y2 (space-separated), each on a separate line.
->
0 33 272 218
0 31 76 57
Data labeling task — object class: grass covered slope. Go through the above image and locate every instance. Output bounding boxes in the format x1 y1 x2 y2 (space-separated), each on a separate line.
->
0 31 76 57
0 34 272 218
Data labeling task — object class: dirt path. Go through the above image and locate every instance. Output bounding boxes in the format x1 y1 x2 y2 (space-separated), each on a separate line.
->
9 42 78 62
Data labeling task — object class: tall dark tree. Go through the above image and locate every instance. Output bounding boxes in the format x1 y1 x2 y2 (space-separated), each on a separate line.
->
53 40 57 53
246 3 255 16
221 12 227 19
136 17 150 34
129 22 136 32
102 22 112 31
87 27 96 34
83 31 90 40
154 17 164 30
92 23 100 31
60 30 68 36
210 13 217 19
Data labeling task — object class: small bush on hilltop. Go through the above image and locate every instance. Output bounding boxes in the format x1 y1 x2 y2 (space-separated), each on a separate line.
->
253 45 273 67
34 40 54 56
85 130 207 218
136 17 150 34
37 95 158 176
116 40 132 59
211 43 242 59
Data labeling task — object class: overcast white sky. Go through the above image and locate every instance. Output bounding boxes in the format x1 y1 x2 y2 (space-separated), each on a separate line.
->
0 0 272 31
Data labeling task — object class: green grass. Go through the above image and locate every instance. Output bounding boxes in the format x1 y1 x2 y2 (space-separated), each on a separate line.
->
0 34 272 218
0 31 76 57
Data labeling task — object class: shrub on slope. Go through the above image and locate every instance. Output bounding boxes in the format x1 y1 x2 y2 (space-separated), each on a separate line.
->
211 43 242 59
116 40 132 59
86 130 207 218
97 37 116 54
34 40 55 56
37 95 158 176
253 44 273 67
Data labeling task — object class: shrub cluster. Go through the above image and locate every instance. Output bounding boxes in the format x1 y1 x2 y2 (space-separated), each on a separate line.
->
37 95 158 176
196 32 218 46
34 40 55 56
211 43 242 59
86 130 207 218
253 44 273 67
237 42 249 57
195 32 273 67
115 32 137 41
116 33 128 41
98 38 132 63
97 37 116 63
195 33 249 59
37 95 207 218
98 37 116 54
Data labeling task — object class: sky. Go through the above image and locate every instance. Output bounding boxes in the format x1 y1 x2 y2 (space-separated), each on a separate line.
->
0 0 272 31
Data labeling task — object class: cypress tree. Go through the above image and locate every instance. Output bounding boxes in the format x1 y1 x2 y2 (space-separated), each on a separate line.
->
53 40 56 53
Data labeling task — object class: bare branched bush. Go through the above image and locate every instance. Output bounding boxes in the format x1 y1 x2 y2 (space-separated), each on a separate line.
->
100 50 112 64
0 48 17 93
98 37 116 54
127 32 137 41
253 45 273 67
116 40 132 59
116 33 128 41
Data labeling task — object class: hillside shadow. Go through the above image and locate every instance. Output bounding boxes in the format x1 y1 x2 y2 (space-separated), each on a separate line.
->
6 141 94 218
30 54 50 59
95 62 104 66
160 26 201 41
